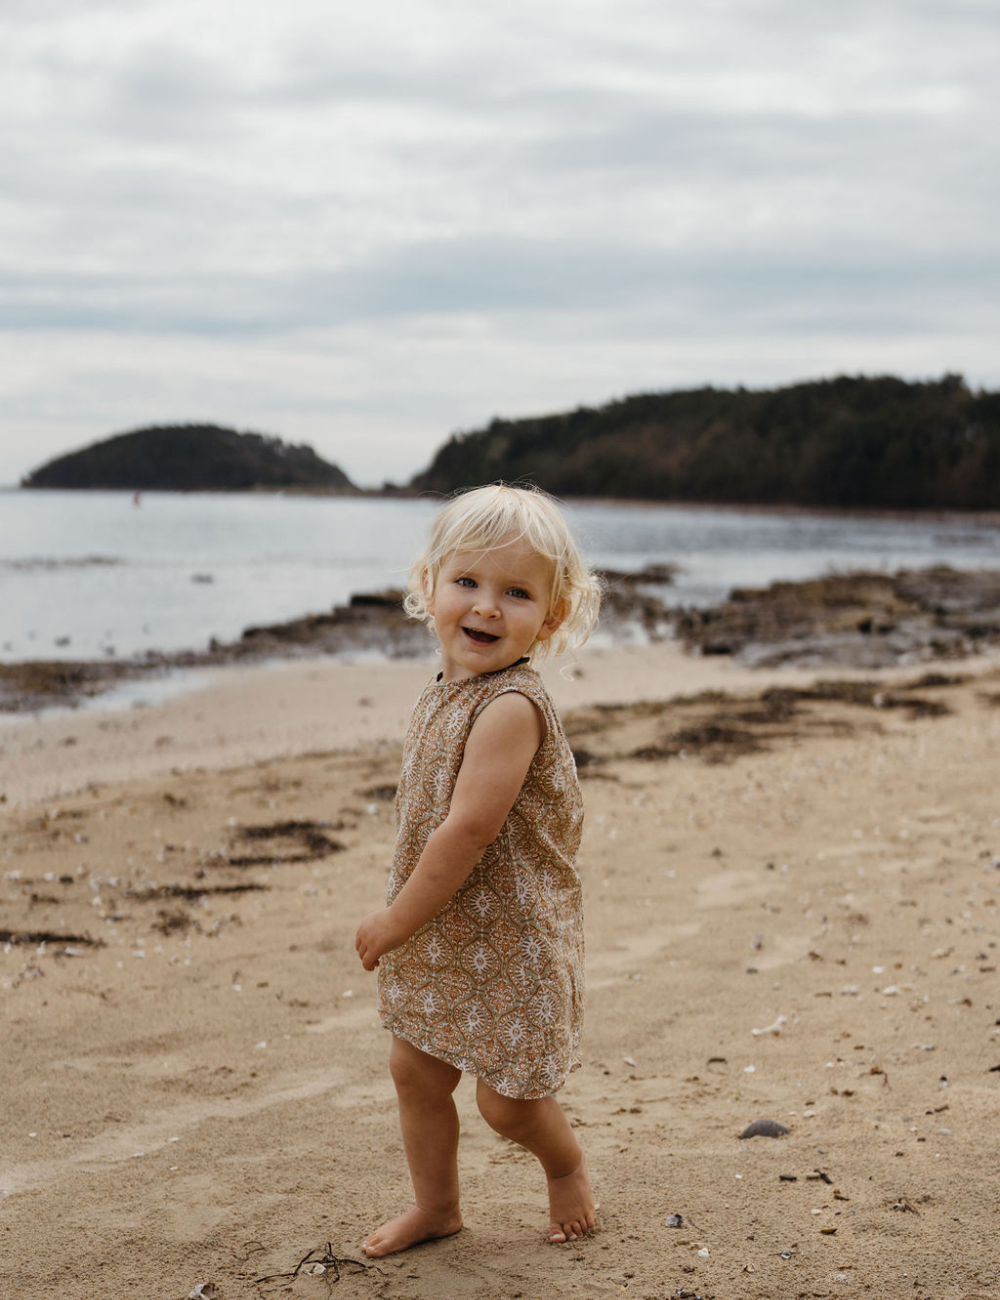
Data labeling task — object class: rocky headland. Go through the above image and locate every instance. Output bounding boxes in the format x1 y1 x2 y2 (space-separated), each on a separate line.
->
20 425 355 492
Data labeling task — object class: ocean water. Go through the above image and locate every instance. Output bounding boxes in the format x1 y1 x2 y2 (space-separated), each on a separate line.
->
2 489 999 664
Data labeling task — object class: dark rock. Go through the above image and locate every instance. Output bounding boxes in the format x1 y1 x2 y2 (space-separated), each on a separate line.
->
741 1119 791 1139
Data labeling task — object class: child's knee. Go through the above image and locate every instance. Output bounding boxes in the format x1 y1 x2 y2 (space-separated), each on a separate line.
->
476 1082 531 1139
389 1037 460 1097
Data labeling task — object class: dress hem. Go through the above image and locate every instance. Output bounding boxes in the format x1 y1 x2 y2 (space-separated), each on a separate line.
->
381 1017 581 1101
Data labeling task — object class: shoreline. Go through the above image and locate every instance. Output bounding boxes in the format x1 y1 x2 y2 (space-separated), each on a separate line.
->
4 561 1000 719
6 481 1000 525
3 639 1000 809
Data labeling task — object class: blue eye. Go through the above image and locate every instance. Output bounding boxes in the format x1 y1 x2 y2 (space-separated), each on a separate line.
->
509 588 531 600
456 576 476 588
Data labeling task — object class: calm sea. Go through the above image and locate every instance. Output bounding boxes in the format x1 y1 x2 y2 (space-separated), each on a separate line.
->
2 489 999 664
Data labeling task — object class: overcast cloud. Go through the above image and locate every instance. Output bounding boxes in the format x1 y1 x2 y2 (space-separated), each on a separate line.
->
2 0 997 487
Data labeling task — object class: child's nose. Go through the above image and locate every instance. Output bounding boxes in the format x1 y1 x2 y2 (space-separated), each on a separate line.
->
473 591 501 618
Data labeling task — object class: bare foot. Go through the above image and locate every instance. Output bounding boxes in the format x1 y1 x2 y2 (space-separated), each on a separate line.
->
362 1206 463 1258
547 1157 596 1243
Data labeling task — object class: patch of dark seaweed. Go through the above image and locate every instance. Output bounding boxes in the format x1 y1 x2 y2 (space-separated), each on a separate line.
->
231 820 345 862
225 854 321 867
732 690 800 724
797 680 951 719
1 928 103 947
903 671 968 689
152 908 194 935
123 883 268 902
630 723 766 764
563 670 963 770
361 784 397 801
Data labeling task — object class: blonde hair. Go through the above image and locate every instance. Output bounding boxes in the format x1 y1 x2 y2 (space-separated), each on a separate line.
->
405 484 601 662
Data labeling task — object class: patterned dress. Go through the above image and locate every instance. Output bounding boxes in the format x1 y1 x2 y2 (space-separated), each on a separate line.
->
376 661 586 1099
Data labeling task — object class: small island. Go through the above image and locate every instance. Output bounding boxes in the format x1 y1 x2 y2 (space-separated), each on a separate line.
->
21 424 355 492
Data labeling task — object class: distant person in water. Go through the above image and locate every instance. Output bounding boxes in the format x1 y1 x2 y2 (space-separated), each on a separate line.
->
355 483 601 1256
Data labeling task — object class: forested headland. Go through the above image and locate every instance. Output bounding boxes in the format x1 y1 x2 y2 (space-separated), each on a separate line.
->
21 425 355 492
410 374 1000 509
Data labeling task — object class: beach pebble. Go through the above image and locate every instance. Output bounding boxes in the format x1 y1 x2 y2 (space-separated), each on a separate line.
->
740 1118 790 1139
666 1213 684 1227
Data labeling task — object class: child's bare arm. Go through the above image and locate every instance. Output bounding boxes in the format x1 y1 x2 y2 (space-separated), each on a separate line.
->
355 692 543 971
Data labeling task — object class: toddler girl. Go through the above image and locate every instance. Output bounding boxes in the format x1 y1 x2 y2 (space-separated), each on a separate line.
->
355 483 601 1257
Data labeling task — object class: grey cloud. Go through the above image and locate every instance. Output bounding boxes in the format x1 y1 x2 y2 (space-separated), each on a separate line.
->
2 235 994 338
0 0 133 20
102 48 233 131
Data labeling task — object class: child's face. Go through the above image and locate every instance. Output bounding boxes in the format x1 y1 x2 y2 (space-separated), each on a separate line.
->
426 535 564 682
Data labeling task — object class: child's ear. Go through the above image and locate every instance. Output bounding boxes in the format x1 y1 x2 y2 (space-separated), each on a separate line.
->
421 567 436 614
535 599 568 643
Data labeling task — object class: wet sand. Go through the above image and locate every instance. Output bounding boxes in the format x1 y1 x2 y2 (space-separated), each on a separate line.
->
2 643 1000 1299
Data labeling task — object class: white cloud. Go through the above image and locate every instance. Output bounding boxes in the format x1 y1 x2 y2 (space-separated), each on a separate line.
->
1 0 997 486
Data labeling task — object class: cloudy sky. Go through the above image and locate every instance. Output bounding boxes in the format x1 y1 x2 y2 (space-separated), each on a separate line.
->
2 0 997 488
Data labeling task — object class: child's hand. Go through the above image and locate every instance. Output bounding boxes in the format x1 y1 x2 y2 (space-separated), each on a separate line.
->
355 908 402 971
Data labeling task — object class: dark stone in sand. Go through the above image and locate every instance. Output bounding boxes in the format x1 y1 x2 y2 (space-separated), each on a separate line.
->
740 1119 791 1139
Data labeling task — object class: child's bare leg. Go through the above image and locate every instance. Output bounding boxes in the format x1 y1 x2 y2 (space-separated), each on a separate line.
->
363 1037 464 1257
476 1082 596 1243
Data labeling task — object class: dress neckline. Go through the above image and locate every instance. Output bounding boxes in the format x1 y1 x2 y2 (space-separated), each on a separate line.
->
434 656 530 685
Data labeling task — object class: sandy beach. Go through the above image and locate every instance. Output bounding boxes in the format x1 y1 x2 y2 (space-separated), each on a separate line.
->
3 642 1000 1300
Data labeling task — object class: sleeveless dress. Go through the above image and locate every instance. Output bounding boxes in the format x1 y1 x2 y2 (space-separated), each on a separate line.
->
376 661 586 1099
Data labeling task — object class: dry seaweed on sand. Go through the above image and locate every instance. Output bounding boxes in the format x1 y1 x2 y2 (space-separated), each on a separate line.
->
226 819 345 865
121 882 268 901
254 1242 382 1293
1 926 103 947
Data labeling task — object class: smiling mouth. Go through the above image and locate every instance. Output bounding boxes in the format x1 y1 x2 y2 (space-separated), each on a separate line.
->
463 627 500 645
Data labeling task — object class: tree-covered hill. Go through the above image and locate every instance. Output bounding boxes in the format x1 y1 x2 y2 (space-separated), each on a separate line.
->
21 425 355 492
409 374 1000 509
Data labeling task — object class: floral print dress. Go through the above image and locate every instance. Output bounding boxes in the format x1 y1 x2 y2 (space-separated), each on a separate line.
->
376 662 586 1099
